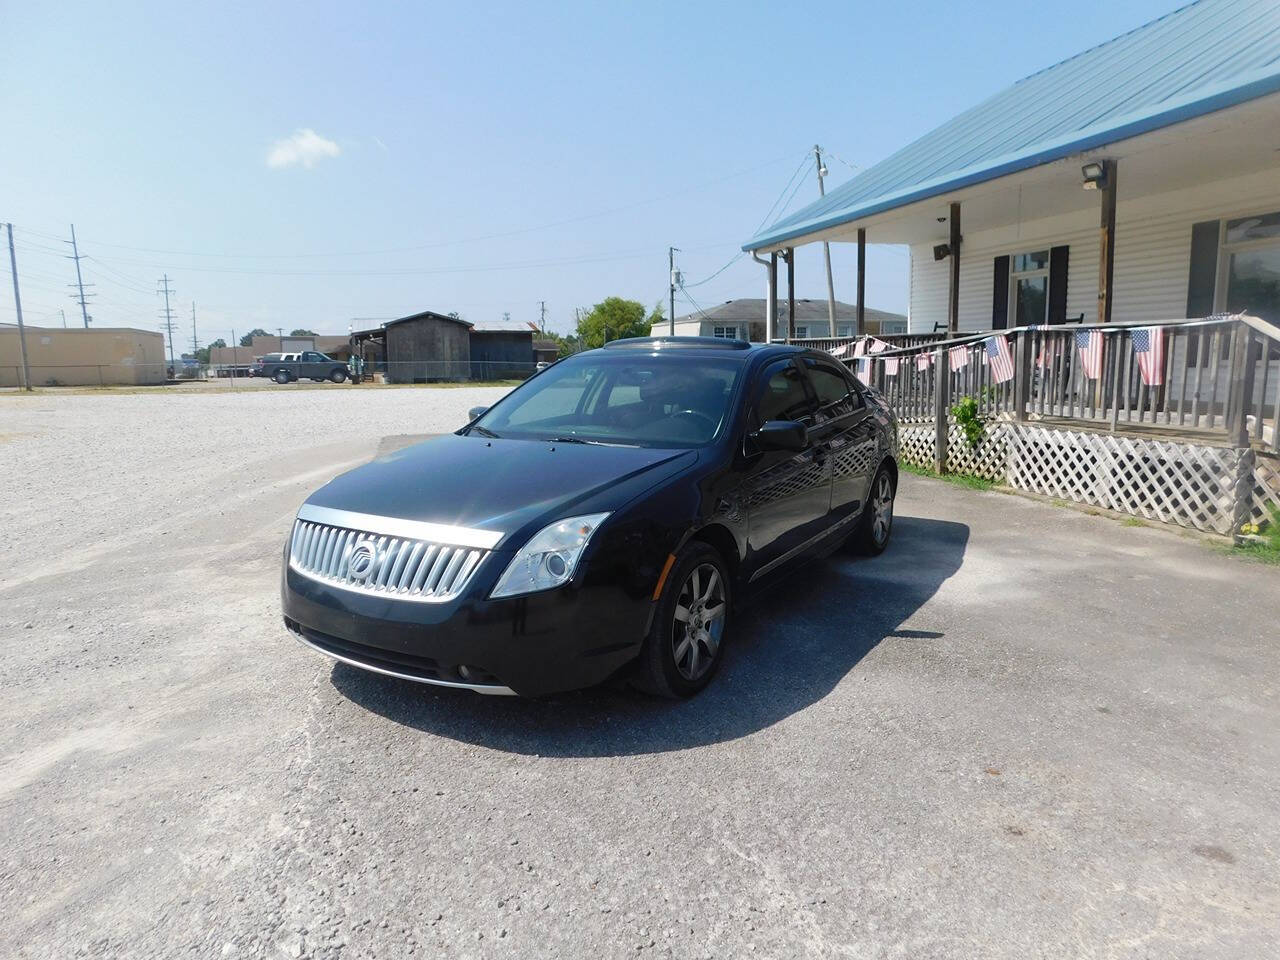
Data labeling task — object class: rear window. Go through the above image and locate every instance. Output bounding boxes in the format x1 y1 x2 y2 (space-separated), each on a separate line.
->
260 353 283 362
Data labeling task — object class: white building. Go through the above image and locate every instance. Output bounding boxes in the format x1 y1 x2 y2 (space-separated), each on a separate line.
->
742 0 1280 338
668 298 905 342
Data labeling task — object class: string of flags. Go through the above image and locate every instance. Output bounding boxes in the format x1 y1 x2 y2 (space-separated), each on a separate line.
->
843 325 1168 387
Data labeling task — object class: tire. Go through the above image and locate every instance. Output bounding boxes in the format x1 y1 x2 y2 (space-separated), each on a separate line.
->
273 369 290 385
853 464 896 555
329 369 347 383
634 542 731 698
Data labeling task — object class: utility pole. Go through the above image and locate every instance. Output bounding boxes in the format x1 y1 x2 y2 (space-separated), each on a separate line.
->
64 224 94 328
6 223 33 391
158 274 177 373
814 145 837 337
668 247 679 336
538 300 546 333
60 309 67 329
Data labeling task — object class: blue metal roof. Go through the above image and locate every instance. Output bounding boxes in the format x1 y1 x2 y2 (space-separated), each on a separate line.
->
744 0 1280 251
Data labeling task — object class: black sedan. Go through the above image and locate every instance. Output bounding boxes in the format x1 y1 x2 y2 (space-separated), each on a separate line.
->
282 337 898 698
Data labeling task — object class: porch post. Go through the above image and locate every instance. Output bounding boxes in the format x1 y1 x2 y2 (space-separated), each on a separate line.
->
1097 159 1117 324
856 228 866 337
767 252 778 343
786 248 796 343
947 202 961 335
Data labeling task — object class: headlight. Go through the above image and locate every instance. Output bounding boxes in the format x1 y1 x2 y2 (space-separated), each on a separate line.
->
490 512 610 599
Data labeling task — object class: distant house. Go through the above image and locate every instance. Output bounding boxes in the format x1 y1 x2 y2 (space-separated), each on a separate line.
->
742 0 1280 336
668 298 905 342
356 311 536 383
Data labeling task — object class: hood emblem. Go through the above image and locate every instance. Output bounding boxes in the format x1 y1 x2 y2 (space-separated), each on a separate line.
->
347 540 380 581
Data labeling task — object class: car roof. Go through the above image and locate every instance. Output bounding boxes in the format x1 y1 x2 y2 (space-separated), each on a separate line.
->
593 336 804 364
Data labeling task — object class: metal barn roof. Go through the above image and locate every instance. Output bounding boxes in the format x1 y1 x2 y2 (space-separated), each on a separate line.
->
744 0 1280 251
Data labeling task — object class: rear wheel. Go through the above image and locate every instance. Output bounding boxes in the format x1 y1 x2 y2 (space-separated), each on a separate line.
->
853 465 895 555
273 369 290 385
634 542 730 698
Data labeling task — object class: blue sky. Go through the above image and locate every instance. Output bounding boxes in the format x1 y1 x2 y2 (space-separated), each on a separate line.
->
1 0 1179 345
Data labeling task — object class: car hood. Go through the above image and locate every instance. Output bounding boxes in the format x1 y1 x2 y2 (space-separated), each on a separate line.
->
304 433 696 547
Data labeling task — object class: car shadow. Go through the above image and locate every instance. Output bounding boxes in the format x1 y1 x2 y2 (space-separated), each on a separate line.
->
330 515 969 757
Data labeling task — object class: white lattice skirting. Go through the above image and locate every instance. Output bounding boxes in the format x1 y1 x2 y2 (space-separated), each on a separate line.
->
898 421 1280 535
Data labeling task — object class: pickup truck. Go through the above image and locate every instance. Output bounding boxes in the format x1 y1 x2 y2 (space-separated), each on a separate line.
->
253 351 348 384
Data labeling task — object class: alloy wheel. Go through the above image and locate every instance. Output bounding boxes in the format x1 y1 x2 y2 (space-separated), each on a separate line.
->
871 472 894 545
671 562 726 681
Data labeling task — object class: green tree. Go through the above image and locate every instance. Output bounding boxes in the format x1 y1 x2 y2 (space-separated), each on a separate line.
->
575 297 651 350
239 328 271 346
290 328 317 336
195 338 226 364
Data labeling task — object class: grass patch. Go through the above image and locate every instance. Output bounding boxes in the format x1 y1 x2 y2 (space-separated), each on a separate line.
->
899 461 996 491
1224 506 1280 565
1121 517 1147 528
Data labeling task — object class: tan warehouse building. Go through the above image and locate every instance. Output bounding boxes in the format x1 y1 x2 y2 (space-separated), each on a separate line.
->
0 325 167 387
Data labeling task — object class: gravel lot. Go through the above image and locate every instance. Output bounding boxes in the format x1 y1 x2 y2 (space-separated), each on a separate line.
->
2 386 1277 959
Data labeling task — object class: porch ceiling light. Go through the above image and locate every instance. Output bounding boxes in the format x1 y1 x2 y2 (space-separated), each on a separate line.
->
1081 161 1107 190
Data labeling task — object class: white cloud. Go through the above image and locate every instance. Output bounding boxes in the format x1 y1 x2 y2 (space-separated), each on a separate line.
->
266 129 341 169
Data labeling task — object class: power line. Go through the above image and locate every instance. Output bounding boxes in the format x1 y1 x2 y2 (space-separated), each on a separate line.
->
682 150 814 290
3 155 798 262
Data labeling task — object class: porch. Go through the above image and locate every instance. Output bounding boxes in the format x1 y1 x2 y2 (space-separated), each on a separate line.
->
829 315 1280 537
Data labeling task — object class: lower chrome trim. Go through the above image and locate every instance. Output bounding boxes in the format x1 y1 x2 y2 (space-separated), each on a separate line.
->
749 508 861 582
290 630 518 696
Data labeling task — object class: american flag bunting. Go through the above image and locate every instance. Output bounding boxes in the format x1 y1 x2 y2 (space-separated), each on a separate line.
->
1132 326 1166 386
949 345 968 372
883 356 900 376
1075 329 1104 379
985 336 1015 383
916 352 931 371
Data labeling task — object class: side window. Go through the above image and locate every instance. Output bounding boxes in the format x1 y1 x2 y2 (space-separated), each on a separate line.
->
304 352 322 362
803 358 859 419
755 360 816 424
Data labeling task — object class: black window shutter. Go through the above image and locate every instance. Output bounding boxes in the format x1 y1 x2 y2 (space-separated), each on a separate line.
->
992 256 1010 329
1048 245 1069 324
1185 220 1219 318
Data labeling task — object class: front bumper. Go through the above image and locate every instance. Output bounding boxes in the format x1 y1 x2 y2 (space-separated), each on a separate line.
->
281 555 649 697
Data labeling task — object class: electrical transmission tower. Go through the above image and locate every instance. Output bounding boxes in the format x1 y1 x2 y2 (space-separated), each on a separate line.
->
158 274 177 372
190 301 199 354
64 224 94 327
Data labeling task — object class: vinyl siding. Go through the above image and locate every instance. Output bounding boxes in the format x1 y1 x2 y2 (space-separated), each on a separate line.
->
907 166 1280 332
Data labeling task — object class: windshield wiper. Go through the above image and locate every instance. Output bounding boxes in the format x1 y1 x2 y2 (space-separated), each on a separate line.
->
469 425 501 438
545 435 635 447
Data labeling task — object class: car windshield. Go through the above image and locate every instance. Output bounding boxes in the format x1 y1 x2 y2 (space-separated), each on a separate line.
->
470 352 744 448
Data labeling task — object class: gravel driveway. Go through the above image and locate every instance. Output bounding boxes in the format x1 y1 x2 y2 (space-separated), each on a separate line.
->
2 387 1277 958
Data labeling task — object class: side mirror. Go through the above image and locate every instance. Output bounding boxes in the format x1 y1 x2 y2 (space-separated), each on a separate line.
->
468 406 489 421
752 420 807 452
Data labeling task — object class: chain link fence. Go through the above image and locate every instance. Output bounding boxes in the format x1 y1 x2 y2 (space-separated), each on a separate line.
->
3 360 543 389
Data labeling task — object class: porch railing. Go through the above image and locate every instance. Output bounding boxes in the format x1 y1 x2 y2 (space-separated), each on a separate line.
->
835 315 1280 455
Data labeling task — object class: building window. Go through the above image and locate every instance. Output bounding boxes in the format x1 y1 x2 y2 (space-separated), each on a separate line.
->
1220 211 1280 328
1010 250 1049 326
836 323 854 337
793 325 810 339
711 325 739 339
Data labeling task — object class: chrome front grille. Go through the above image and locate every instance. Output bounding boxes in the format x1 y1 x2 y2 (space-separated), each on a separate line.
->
289 518 489 603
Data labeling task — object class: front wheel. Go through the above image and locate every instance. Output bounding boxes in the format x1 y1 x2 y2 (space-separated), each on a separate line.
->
329 369 347 383
853 465 895 555
634 542 730 699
